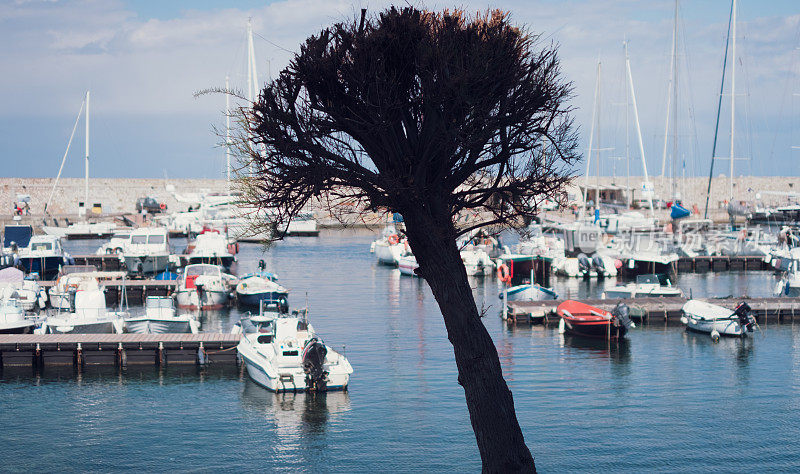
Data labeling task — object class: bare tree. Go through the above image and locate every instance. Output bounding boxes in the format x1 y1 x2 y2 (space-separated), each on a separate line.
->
235 7 579 472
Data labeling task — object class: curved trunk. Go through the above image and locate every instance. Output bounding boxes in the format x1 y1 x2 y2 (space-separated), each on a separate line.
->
403 210 536 473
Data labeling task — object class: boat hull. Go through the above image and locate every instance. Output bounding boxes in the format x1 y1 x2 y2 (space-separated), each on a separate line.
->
240 352 350 393
0 322 34 334
16 256 65 279
125 318 193 334
562 319 626 339
374 242 404 266
45 319 117 334
500 284 557 302
683 315 746 337
124 255 171 275
236 291 288 311
175 289 228 310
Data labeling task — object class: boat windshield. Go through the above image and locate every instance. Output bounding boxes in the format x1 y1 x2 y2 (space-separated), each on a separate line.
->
241 318 275 335
31 242 52 251
131 235 147 244
148 235 165 244
186 265 220 276
636 274 662 285
146 297 173 309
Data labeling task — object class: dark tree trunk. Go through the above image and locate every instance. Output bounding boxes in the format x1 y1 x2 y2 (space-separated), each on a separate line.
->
403 208 536 473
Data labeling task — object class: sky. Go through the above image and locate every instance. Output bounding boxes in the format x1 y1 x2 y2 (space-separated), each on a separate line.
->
0 0 798 180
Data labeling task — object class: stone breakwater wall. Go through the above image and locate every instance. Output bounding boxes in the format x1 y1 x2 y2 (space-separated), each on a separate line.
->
2 176 798 221
1 178 228 215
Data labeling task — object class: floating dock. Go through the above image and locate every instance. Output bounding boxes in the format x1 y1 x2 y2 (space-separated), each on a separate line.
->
0 333 240 368
505 296 800 324
673 256 772 273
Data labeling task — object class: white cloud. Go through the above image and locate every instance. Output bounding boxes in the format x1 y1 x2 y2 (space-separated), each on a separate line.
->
0 0 797 178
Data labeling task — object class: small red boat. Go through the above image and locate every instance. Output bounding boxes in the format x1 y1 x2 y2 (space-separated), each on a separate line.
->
556 300 633 339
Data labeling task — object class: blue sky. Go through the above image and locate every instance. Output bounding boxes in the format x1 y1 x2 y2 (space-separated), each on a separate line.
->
0 0 798 179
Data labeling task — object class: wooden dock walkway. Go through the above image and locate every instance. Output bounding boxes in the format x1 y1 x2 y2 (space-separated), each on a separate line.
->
0 333 240 368
505 296 800 324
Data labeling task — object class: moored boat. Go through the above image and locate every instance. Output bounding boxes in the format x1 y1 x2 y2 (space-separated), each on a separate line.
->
237 309 353 392
125 296 200 334
602 274 684 299
39 278 125 334
556 300 634 340
235 272 289 312
680 300 755 338
174 264 231 310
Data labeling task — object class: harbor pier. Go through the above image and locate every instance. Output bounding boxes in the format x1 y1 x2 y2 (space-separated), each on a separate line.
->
505 296 800 325
0 333 240 368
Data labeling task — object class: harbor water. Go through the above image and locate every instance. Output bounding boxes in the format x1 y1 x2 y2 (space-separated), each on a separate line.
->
1 230 799 472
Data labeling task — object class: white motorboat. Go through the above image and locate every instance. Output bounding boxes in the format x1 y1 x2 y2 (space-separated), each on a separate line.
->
552 253 618 278
125 296 200 334
39 278 126 334
602 274 684 299
48 269 126 310
122 227 172 275
0 289 34 334
460 247 494 276
237 310 353 392
0 267 46 311
185 229 236 270
516 224 565 259
397 254 419 276
371 226 407 266
235 272 288 312
42 221 118 240
14 235 72 280
680 300 756 338
174 264 231 309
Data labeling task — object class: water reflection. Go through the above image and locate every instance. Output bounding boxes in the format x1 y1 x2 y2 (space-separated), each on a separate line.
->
240 379 351 436
559 334 632 364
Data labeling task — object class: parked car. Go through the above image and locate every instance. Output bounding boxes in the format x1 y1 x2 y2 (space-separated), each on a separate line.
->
136 197 166 214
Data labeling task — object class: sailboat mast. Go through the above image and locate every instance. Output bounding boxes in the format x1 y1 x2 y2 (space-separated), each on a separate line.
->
85 90 90 212
626 43 655 217
703 0 734 219
672 0 679 200
625 40 631 207
246 19 258 103
660 25 675 193
729 0 737 203
581 61 601 220
225 75 231 193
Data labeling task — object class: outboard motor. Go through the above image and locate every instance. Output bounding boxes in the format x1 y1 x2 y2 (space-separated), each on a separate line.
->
577 253 591 276
68 286 78 313
277 296 289 314
195 283 205 308
302 337 328 391
591 255 606 279
733 302 755 333
612 303 634 331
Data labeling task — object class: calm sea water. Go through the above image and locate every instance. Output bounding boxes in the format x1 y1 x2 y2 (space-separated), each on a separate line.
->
1 230 799 472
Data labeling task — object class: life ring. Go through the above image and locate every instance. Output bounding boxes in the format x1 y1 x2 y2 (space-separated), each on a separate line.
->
387 234 399 245
497 263 512 283
159 202 166 210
